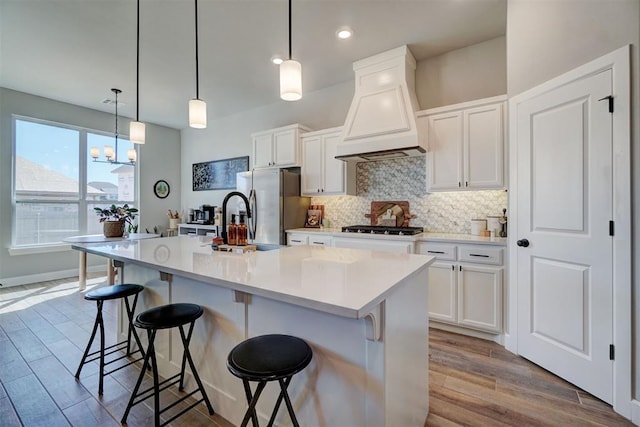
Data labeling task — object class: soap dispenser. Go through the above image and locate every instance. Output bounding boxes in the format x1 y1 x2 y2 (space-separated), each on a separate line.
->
228 214 238 245
237 214 248 246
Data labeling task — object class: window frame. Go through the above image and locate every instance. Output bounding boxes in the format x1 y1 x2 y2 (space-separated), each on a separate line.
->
10 114 138 252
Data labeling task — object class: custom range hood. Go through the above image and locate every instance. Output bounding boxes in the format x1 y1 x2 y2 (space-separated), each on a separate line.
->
336 45 426 162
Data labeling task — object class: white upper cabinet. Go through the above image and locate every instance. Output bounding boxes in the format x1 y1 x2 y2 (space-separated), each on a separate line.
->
419 95 506 192
252 124 311 169
301 127 355 196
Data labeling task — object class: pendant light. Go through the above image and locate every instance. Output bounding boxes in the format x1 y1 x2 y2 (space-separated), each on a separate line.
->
90 89 137 165
189 0 207 128
129 0 146 144
280 0 302 101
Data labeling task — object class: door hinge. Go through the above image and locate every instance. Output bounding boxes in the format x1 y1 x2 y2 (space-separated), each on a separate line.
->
609 344 615 360
598 95 614 113
609 220 614 236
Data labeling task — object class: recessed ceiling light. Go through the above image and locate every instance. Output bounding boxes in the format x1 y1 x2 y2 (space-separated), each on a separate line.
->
336 26 353 40
271 55 284 65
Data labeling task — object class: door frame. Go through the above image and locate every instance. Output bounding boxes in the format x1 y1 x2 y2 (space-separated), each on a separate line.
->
506 45 631 418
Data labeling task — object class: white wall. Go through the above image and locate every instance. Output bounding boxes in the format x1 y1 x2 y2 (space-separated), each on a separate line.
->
416 36 507 109
506 0 640 408
180 81 354 210
0 88 181 283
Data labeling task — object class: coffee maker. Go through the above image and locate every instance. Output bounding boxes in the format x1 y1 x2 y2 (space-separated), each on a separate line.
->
201 205 215 224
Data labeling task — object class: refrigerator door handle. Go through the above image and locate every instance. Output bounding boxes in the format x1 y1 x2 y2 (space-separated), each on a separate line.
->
248 188 257 240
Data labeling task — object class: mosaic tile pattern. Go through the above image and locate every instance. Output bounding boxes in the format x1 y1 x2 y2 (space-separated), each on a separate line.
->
311 156 508 234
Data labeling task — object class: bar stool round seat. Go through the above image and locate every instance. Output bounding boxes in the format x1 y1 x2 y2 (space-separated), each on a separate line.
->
227 334 312 427
75 283 146 395
121 303 214 427
85 283 144 301
134 303 203 330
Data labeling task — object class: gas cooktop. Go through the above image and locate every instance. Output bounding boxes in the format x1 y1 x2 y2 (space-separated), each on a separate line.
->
341 225 424 236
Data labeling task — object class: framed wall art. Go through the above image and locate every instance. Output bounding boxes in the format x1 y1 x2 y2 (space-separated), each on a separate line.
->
192 156 249 191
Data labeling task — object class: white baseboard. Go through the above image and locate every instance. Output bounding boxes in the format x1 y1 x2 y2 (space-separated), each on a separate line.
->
430 321 504 345
631 399 640 425
0 265 106 288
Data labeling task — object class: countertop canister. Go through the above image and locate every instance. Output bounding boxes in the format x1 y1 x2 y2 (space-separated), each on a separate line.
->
470 219 487 236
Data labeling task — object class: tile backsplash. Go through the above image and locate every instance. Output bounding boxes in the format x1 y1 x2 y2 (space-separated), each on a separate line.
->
311 156 508 234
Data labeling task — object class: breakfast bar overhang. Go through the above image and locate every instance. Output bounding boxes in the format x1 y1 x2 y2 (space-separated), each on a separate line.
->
72 236 434 426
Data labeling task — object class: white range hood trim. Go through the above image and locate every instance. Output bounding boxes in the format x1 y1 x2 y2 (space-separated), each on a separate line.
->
336 45 426 162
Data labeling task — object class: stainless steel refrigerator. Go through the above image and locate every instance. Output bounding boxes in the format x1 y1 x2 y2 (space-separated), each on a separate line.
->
236 169 310 245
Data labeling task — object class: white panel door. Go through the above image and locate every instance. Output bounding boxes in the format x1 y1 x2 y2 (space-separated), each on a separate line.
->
273 128 297 166
427 262 457 324
516 69 613 403
322 133 346 194
458 264 502 333
427 111 463 191
301 135 323 195
465 103 503 189
253 134 273 168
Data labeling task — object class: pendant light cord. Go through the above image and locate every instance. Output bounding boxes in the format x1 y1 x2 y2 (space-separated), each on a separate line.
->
113 88 120 161
288 0 292 60
135 0 140 121
195 0 200 99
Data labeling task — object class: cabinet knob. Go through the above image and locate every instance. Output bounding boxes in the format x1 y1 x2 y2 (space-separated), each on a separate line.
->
516 239 530 247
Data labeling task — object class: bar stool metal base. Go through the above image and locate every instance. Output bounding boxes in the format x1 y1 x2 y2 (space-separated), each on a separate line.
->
75 284 145 395
121 303 214 427
227 334 313 427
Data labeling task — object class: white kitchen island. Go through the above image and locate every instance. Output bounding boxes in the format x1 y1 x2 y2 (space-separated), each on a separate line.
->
71 236 434 426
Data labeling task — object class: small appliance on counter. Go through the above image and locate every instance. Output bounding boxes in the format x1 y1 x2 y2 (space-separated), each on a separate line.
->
189 205 216 224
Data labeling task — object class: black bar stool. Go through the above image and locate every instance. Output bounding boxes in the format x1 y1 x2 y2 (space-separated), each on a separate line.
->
227 334 313 427
75 283 145 395
121 303 214 427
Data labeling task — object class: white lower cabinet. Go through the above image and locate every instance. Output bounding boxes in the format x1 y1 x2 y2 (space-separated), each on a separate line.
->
418 241 503 334
287 233 309 246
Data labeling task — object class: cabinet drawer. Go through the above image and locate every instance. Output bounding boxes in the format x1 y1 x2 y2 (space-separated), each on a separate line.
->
309 235 333 246
287 234 308 246
417 242 456 261
459 245 503 265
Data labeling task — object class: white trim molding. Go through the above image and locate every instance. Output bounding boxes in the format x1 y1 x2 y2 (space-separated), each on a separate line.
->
0 265 106 288
507 45 632 419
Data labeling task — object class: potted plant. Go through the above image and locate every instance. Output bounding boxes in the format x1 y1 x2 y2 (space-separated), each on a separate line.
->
94 204 139 237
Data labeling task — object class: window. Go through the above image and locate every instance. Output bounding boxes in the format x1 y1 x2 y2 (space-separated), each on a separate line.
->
12 116 137 247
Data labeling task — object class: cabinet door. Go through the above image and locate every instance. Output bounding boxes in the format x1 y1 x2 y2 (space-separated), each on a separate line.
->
301 135 323 195
457 264 502 333
253 133 273 168
428 262 457 324
273 128 298 166
427 111 463 191
322 133 346 194
464 103 504 189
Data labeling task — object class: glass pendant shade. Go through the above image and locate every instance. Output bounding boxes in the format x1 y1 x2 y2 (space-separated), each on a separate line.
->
189 98 207 128
90 146 100 159
104 145 115 160
280 59 302 101
127 148 137 162
130 121 146 144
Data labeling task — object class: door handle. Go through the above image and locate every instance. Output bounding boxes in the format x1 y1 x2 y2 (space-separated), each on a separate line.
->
516 239 530 247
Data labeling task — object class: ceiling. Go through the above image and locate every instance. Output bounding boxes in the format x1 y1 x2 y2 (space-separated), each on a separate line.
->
0 0 506 130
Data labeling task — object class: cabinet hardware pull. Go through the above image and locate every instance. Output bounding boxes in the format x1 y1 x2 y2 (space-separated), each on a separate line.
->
459 265 462 271
428 250 445 254
458 182 461 187
312 242 324 245
469 254 490 258
291 240 302 243
465 181 469 187
451 265 454 271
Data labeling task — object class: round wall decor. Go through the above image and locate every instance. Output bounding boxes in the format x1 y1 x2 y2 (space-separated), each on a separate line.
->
153 180 170 199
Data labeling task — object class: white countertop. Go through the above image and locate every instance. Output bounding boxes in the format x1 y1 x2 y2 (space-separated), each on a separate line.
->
286 228 507 246
72 236 433 319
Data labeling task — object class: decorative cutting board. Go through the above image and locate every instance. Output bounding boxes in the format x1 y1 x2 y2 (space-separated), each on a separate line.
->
364 201 416 227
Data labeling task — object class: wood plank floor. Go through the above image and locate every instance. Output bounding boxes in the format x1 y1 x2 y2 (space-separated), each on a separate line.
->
0 275 633 426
